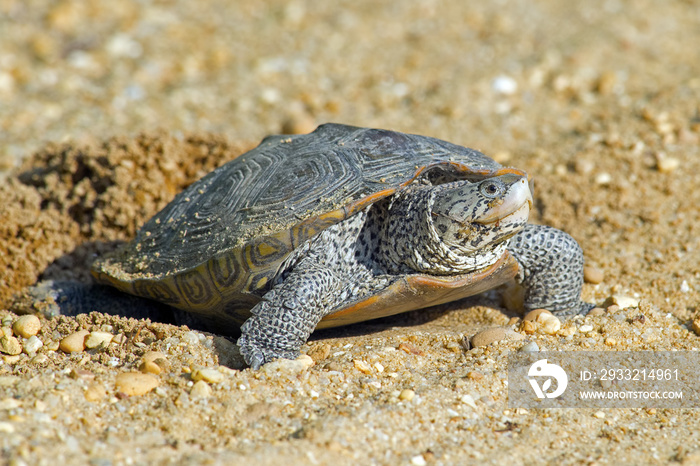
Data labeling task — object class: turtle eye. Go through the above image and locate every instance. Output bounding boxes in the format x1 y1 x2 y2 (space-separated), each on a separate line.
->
479 179 504 198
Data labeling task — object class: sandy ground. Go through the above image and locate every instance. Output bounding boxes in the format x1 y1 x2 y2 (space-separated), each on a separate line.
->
2 0 700 464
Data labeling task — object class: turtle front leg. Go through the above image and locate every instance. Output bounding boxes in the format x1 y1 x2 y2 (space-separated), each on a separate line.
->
508 224 594 315
238 263 342 370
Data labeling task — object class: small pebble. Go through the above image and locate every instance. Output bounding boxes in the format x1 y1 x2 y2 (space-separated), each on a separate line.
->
538 313 561 334
12 315 41 338
692 318 700 337
140 360 163 375
467 371 484 381
115 372 159 396
593 411 606 419
595 172 612 185
23 336 43 354
353 359 372 374
583 266 604 284
0 376 20 387
141 351 168 363
261 354 314 374
610 295 639 309
398 342 425 355
519 341 540 352
399 389 415 401
471 327 506 347
579 324 594 333
306 343 331 362
181 331 201 346
0 335 22 355
460 394 478 409
190 380 212 398
0 398 21 410
70 368 95 380
445 341 462 353
3 355 20 364
0 422 15 434
191 367 225 384
587 307 605 317
60 329 90 353
523 309 552 322
112 334 127 345
492 75 518 95
521 320 537 334
140 351 170 375
605 337 618 346
85 383 107 402
45 340 60 351
606 304 621 313
655 153 680 173
84 331 114 349
31 354 49 365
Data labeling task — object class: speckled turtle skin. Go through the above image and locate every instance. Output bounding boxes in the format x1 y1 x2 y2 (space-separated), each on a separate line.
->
92 124 591 369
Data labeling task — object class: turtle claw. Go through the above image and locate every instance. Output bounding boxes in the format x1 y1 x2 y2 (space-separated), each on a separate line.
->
248 351 266 371
237 334 299 369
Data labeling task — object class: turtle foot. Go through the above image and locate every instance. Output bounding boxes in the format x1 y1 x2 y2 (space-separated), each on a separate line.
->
237 334 300 370
509 224 589 315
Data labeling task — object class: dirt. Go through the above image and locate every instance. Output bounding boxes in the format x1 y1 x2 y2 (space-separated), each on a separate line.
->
2 1 700 464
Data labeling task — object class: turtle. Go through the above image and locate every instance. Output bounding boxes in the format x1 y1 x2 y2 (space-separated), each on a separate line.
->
60 123 591 369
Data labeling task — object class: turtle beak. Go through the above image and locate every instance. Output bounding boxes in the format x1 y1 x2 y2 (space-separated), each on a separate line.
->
476 177 532 225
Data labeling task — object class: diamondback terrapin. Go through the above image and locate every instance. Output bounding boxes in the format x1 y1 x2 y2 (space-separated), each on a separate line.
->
91 123 591 369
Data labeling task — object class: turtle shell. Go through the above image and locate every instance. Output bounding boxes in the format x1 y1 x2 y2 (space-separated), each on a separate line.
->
93 123 526 332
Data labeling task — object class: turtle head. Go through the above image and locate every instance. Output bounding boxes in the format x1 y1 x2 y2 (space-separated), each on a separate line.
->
430 174 532 255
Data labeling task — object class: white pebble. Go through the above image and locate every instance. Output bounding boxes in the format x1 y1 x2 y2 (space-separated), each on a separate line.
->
492 75 518 95
579 324 594 333
595 172 612 185
262 354 314 374
460 394 478 409
656 154 680 173
680 280 690 293
0 398 21 410
23 336 43 354
190 380 212 398
181 331 200 346
611 295 639 308
411 455 427 466
353 359 372 374
537 313 561 334
519 341 539 353
191 367 225 384
0 422 15 434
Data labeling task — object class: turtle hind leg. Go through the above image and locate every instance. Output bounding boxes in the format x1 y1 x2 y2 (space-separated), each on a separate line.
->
508 224 595 316
237 262 343 369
